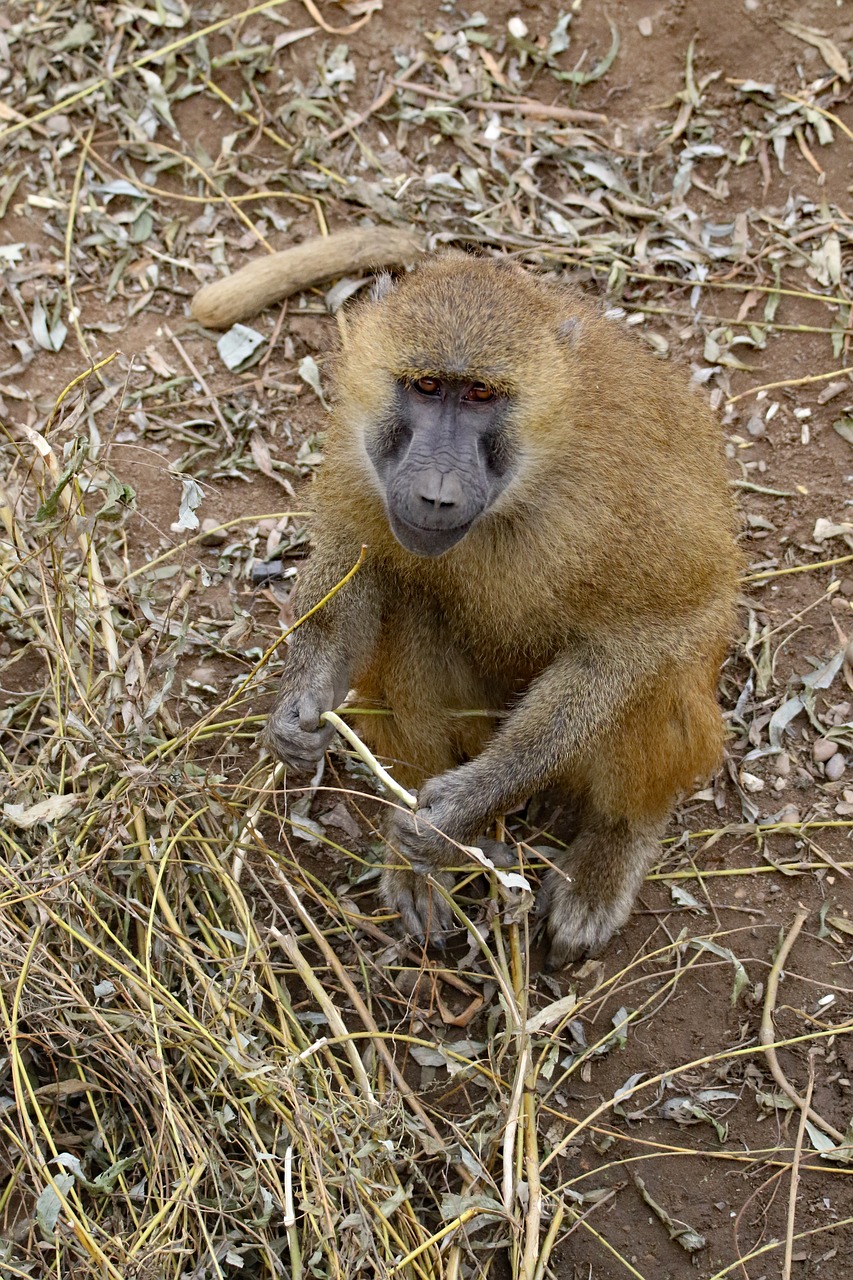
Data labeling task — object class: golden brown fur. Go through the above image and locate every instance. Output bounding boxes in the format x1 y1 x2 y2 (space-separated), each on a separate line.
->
267 253 739 965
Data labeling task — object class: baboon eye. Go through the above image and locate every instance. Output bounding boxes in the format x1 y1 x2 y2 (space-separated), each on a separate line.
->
465 382 495 403
414 376 441 396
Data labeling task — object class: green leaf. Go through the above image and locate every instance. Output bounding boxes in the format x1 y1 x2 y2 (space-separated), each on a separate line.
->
36 445 88 522
691 938 749 1003
175 477 203 532
36 1174 74 1242
97 475 136 519
553 20 619 84
32 297 67 352
298 355 329 408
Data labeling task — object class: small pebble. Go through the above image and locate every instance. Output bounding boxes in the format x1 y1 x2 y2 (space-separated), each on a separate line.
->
777 804 800 824
45 113 71 136
638 16 653 35
773 752 791 777
825 754 846 782
199 517 227 546
508 16 528 38
741 771 764 793
189 664 218 684
395 970 431 1001
251 559 285 583
813 737 839 763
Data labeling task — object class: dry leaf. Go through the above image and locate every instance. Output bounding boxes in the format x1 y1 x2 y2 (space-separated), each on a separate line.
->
4 795 81 828
778 20 851 81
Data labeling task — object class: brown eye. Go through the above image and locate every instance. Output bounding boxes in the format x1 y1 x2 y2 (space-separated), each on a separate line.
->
466 382 495 403
415 376 441 396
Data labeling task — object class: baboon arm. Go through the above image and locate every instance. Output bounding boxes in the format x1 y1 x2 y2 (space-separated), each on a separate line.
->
475 646 638 800
266 551 381 768
287 548 381 686
410 640 660 844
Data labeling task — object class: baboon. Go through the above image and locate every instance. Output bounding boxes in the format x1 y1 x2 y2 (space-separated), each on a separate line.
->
267 253 739 967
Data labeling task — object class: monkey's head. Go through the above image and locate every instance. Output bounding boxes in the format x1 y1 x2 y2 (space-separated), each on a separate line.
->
334 253 579 558
368 368 514 558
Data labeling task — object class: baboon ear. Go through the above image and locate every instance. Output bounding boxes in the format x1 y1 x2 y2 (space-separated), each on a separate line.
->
371 271 397 302
558 316 581 344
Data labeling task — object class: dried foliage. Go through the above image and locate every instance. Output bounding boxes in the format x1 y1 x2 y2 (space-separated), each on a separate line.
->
1 2 852 1277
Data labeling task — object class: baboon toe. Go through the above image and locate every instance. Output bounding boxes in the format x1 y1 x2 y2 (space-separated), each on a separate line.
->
380 866 454 945
541 870 633 971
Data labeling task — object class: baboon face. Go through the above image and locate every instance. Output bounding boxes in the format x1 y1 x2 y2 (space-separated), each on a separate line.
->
364 375 516 557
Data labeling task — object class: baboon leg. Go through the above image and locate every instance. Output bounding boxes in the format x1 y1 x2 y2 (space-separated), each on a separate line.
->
540 812 662 968
540 672 722 967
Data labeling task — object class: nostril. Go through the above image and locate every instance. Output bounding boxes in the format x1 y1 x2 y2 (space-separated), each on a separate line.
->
415 468 462 509
417 493 457 509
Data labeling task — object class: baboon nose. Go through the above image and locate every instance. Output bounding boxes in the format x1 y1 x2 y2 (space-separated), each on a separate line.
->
416 468 463 510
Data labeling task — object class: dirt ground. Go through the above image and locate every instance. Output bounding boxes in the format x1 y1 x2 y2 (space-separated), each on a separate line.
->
2 0 853 1277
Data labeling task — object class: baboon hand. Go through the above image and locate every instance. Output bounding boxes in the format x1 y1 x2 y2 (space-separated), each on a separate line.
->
381 776 470 945
386 770 478 870
380 866 455 945
381 770 511 944
388 769 512 871
265 682 337 771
